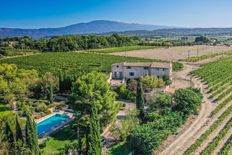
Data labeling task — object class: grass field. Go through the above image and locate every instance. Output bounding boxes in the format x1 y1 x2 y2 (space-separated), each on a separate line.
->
40 123 77 154
86 46 158 53
108 142 131 155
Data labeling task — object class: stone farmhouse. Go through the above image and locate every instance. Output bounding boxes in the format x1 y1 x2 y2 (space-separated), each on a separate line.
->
111 62 172 81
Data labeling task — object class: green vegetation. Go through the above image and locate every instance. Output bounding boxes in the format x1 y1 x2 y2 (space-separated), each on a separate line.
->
0 47 38 57
184 105 232 155
40 123 77 155
219 136 232 155
114 75 168 102
136 82 144 110
201 119 232 155
184 57 232 155
0 52 153 75
195 36 210 44
127 88 203 155
0 105 39 154
192 56 232 107
86 45 158 53
71 72 119 154
0 64 39 104
0 64 57 118
0 34 141 52
0 52 183 75
108 142 131 155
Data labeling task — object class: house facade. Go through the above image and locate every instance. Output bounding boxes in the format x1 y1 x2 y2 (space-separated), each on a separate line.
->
111 62 172 80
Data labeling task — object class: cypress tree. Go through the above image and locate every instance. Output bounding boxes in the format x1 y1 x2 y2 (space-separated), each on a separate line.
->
136 82 144 110
86 103 102 155
15 115 24 142
58 72 64 93
25 114 39 155
5 121 15 154
49 83 54 104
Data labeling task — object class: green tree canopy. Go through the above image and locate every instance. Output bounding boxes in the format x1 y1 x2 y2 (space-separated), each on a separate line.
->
0 64 39 104
174 88 202 117
71 72 118 126
150 93 172 110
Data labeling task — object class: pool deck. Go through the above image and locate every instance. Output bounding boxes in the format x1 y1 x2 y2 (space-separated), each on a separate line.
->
35 111 73 124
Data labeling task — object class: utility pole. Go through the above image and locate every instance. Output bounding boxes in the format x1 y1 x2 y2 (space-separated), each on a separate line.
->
188 50 190 61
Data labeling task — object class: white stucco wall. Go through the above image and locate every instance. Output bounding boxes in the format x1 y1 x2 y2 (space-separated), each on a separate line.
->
111 63 172 80
123 66 149 79
150 68 170 78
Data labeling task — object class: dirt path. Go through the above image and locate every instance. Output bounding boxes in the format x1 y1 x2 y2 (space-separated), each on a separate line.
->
158 75 215 155
0 53 40 60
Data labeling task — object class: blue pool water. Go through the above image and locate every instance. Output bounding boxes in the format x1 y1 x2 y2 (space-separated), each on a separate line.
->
36 114 70 137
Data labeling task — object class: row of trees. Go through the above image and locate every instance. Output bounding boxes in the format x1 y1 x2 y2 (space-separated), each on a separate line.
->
0 34 141 52
0 106 39 154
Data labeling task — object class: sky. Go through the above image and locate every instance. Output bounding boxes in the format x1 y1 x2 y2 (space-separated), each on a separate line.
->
1 0 232 28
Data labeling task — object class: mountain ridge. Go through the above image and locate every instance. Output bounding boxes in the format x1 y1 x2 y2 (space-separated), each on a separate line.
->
0 20 171 38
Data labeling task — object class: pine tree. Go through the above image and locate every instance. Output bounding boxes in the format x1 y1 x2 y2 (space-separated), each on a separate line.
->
15 115 23 142
25 113 39 155
136 82 144 110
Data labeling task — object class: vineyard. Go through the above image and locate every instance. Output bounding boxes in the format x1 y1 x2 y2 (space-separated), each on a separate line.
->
0 52 152 75
0 52 182 76
184 57 232 155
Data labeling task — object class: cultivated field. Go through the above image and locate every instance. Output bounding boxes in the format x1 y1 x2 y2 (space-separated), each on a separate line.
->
111 45 232 61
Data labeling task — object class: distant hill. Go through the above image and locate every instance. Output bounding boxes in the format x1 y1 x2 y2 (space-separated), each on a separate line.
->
0 20 170 38
115 28 232 37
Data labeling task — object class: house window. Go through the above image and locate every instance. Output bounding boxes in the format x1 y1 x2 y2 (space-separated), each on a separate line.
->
163 68 166 71
129 72 134 77
116 65 119 68
127 66 131 69
144 67 149 70
114 72 117 78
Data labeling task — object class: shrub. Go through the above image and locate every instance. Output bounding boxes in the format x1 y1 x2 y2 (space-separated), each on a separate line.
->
174 88 202 117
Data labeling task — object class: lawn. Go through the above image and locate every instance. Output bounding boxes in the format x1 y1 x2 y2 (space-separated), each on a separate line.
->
108 142 131 155
86 46 159 53
40 122 77 155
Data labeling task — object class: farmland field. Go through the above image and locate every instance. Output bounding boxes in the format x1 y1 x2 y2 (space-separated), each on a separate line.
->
0 52 155 75
111 45 232 61
86 45 158 53
183 57 232 155
0 52 183 76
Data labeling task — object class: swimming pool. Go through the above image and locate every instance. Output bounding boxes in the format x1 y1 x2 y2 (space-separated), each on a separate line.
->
36 113 71 138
